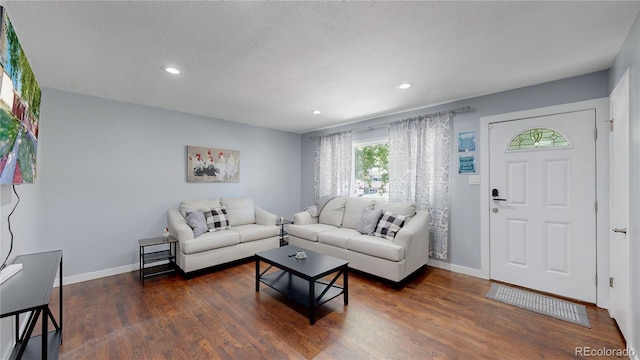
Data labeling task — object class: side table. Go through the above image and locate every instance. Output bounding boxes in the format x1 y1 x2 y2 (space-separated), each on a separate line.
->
276 218 293 246
139 236 178 285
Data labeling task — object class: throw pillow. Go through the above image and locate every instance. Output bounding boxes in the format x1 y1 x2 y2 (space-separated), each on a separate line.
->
357 208 383 235
373 211 406 241
185 210 208 238
202 206 231 232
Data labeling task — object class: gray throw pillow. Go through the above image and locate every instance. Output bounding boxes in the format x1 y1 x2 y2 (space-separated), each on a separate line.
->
185 210 208 238
357 208 383 235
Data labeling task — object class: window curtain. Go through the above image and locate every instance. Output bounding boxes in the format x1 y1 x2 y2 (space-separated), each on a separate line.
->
388 112 451 259
314 131 353 202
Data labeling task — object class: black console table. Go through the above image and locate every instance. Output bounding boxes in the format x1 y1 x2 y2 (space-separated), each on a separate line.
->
0 250 63 360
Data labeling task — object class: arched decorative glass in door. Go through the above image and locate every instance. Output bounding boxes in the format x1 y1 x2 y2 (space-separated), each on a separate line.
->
507 128 569 151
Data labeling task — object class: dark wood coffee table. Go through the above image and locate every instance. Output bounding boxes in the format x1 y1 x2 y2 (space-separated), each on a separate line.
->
255 245 349 325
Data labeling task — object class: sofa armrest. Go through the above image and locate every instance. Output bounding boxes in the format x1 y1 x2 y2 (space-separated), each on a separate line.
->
293 211 318 225
255 206 277 226
394 211 429 270
167 208 194 242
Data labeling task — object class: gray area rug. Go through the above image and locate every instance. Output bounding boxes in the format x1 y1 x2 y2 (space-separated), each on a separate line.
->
486 283 591 328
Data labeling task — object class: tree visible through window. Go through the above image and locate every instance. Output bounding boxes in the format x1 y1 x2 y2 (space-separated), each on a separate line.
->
353 143 389 199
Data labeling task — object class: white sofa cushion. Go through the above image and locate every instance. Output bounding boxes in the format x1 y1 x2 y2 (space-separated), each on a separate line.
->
181 230 239 255
347 235 405 262
317 228 360 249
342 198 376 229
221 197 255 226
289 223 337 242
319 197 347 227
179 199 221 217
231 224 279 243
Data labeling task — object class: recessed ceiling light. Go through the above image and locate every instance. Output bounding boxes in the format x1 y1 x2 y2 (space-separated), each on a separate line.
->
164 67 181 75
397 82 413 90
312 110 322 115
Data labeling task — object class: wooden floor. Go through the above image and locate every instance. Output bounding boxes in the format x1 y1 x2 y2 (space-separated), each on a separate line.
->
47 262 626 359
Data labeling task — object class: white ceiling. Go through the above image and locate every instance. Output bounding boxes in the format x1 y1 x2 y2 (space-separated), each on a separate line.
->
3 1 639 134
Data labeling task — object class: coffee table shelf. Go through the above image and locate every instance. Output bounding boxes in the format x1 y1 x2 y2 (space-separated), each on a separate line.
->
255 245 349 325
260 269 344 307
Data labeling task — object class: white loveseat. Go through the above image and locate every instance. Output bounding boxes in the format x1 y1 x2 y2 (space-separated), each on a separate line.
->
167 197 280 274
288 197 429 284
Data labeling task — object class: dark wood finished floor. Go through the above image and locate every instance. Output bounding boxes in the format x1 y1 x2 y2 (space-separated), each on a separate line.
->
46 263 625 359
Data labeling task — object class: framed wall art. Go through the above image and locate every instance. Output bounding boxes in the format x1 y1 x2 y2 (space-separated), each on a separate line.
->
187 146 240 183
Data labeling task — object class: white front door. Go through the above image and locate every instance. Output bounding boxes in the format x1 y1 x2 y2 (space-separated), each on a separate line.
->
489 110 596 302
609 70 631 341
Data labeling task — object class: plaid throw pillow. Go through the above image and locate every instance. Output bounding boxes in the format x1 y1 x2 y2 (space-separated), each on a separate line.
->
373 211 406 241
202 206 231 232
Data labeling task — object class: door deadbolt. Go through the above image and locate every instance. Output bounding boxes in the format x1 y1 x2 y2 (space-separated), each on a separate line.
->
492 188 507 202
492 207 499 213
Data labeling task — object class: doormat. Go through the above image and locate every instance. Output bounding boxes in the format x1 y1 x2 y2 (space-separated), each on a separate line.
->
486 283 591 328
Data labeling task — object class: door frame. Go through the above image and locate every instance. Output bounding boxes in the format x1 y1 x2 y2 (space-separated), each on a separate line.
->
609 68 632 342
479 98 611 308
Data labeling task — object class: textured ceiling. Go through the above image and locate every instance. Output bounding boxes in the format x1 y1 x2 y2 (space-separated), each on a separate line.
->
3 1 639 134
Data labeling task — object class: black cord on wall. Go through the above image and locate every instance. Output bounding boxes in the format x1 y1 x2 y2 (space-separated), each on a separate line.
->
0 184 20 271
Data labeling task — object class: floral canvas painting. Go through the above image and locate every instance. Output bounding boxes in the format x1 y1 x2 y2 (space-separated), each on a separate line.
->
187 146 240 183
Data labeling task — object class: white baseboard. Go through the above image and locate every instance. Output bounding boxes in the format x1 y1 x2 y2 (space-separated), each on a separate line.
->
428 259 488 279
54 263 138 287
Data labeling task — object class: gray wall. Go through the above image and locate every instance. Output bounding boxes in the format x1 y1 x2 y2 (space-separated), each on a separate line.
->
0 89 302 279
0 89 302 359
301 71 609 270
609 10 640 355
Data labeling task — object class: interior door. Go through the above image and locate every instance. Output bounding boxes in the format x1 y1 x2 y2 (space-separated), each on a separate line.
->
489 110 596 302
609 71 631 341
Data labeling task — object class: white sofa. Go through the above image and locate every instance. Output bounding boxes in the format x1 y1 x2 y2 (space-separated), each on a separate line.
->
288 197 429 284
167 197 280 274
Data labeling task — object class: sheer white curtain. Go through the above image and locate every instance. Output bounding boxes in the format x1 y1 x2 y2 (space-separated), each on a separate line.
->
314 131 353 202
388 112 451 259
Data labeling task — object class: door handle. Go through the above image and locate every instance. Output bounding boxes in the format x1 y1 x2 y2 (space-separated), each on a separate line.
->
491 188 507 202
613 228 627 234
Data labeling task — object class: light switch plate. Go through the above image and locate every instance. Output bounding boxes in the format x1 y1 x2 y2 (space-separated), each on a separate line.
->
468 175 480 185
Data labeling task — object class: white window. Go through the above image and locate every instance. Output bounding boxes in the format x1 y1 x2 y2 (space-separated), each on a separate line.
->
352 140 389 200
